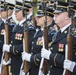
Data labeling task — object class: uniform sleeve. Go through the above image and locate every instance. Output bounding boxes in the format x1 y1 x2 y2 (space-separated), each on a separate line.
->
28 25 35 52
49 53 64 68
10 44 23 55
73 65 76 75
30 53 41 66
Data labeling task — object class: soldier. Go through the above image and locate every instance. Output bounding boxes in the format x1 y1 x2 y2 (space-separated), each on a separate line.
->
0 1 16 73
41 1 76 75
22 5 56 75
3 1 35 75
63 1 76 75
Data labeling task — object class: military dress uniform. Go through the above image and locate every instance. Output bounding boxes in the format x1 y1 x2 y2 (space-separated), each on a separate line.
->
45 1 76 75
28 9 56 75
1 1 35 75
9 19 35 74
48 25 76 75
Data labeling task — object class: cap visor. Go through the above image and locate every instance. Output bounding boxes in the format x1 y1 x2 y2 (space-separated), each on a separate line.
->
53 10 62 14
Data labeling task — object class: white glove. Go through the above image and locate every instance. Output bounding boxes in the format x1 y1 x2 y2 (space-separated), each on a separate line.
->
64 60 76 72
3 44 11 52
22 52 31 62
41 48 51 60
2 58 11 66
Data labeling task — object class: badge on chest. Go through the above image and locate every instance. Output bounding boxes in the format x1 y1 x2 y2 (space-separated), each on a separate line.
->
15 33 23 40
1 29 5 35
36 37 43 46
58 44 64 52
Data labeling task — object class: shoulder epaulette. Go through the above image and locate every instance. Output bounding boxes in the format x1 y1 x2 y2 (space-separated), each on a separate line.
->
27 20 33 26
10 18 15 23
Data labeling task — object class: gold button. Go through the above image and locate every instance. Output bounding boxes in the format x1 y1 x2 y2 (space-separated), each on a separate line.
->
11 41 12 43
32 42 34 44
32 47 33 49
50 47 53 50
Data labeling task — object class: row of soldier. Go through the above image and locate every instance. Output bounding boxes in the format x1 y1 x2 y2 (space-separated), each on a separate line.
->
0 0 76 75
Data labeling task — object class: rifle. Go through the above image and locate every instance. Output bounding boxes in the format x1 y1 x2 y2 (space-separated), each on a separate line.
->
63 0 75 75
39 1 48 75
1 1 10 75
31 0 38 28
43 1 48 75
22 0 29 74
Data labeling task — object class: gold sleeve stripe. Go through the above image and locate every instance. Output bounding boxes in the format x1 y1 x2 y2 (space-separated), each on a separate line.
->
34 55 38 66
54 53 57 66
13 46 16 55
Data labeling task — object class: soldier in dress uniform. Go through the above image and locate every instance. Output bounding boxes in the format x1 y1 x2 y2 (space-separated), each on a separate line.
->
3 1 35 75
41 1 76 75
0 1 16 70
22 5 56 75
63 1 76 75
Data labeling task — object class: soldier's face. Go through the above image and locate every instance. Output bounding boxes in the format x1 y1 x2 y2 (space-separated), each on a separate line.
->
1 10 7 19
54 12 68 28
15 10 23 21
36 16 45 28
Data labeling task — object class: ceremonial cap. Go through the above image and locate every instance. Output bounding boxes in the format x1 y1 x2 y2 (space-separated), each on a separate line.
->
14 1 29 11
0 1 4 10
24 0 32 8
36 6 54 17
8 3 15 10
53 1 69 14
0 1 14 10
72 1 76 10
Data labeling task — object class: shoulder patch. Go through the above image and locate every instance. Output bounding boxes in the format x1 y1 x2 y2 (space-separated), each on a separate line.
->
10 18 15 23
28 26 34 29
27 20 33 26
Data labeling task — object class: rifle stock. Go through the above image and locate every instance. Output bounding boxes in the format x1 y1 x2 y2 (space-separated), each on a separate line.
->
1 22 10 75
22 0 29 74
42 1 48 75
43 22 48 75
65 34 73 75
23 28 29 75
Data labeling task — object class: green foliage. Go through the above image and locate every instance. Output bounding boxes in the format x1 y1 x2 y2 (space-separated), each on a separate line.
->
33 0 38 16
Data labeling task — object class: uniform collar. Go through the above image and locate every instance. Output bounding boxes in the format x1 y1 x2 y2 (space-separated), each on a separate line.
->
60 23 71 33
2 18 7 23
19 19 26 25
8 16 12 20
27 13 32 19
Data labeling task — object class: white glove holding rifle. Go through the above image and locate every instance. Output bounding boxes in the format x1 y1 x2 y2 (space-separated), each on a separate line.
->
41 48 51 60
64 59 76 72
3 44 11 52
2 58 11 66
22 52 31 62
